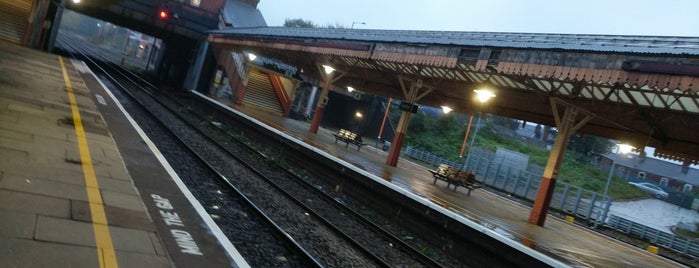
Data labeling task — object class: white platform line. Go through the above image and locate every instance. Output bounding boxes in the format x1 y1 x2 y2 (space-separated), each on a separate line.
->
81 62 249 268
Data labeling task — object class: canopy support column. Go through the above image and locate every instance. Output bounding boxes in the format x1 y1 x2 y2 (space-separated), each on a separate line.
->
386 77 433 166
309 64 344 133
529 98 594 226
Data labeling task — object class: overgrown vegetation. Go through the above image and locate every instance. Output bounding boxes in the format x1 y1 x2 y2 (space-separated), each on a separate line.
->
283 18 349 29
393 105 649 200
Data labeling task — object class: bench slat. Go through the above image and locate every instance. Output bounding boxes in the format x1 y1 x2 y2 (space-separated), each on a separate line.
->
333 129 366 151
429 164 480 196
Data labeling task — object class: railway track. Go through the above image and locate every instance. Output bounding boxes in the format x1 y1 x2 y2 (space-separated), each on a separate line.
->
56 34 447 267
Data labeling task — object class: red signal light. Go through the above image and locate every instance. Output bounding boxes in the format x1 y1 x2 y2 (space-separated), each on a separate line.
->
159 10 168 19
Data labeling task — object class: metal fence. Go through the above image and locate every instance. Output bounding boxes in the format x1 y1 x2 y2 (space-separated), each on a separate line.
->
608 215 699 258
404 146 611 226
404 146 699 259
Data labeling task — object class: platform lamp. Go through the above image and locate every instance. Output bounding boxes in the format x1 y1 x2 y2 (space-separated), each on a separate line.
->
353 111 363 133
603 143 635 197
462 88 496 169
247 52 257 62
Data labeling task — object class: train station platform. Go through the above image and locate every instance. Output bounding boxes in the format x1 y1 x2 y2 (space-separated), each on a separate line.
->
0 42 245 267
200 93 687 267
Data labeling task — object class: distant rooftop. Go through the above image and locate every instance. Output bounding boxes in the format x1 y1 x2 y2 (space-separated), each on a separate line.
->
609 153 699 185
209 27 699 55
221 0 267 28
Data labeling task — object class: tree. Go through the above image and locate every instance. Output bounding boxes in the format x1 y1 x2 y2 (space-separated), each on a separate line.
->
567 133 614 155
283 18 316 28
324 23 346 29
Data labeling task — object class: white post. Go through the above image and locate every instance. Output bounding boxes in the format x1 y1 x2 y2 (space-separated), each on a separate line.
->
305 86 318 118
463 112 482 170
603 159 616 197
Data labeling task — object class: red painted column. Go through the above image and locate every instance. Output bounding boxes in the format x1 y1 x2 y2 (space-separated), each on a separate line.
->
528 176 557 226
309 105 325 133
386 78 423 167
386 131 405 166
386 108 412 166
309 75 332 134
528 107 577 226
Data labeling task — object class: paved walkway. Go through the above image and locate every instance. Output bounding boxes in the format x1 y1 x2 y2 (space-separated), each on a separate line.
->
0 41 167 267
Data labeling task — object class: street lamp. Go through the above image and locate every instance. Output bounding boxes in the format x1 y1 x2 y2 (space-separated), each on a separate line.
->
351 21 366 29
463 113 483 167
603 144 634 197
459 115 474 158
463 88 496 168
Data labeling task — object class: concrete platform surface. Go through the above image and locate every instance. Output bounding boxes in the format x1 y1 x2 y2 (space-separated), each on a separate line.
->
0 42 245 267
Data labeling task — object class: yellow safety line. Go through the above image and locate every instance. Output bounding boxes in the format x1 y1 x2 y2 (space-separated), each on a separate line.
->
59 56 119 268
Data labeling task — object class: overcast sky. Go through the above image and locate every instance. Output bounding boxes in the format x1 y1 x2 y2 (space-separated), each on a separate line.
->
258 0 699 36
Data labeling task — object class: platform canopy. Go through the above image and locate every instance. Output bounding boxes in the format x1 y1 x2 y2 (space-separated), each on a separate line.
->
208 27 699 164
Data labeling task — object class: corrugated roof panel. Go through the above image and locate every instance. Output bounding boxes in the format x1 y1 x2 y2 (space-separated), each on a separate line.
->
374 61 394 71
419 68 433 77
454 70 468 81
643 91 665 108
555 82 570 95
619 90 635 105
209 27 699 55
532 79 550 92
593 86 610 101
465 72 479 83
499 75 518 88
355 58 376 69
608 90 620 103
668 96 685 111
679 96 699 113
490 76 505 87
514 80 529 90
442 69 455 80
630 91 650 107
458 63 476 72
580 86 593 99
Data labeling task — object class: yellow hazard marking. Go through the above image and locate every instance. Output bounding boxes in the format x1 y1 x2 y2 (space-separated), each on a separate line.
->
59 56 119 268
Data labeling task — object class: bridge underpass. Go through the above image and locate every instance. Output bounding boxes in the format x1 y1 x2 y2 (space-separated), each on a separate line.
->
207 27 699 226
15 0 267 87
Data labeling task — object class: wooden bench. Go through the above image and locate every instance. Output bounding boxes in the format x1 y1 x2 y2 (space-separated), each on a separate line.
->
428 164 481 196
333 129 366 151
